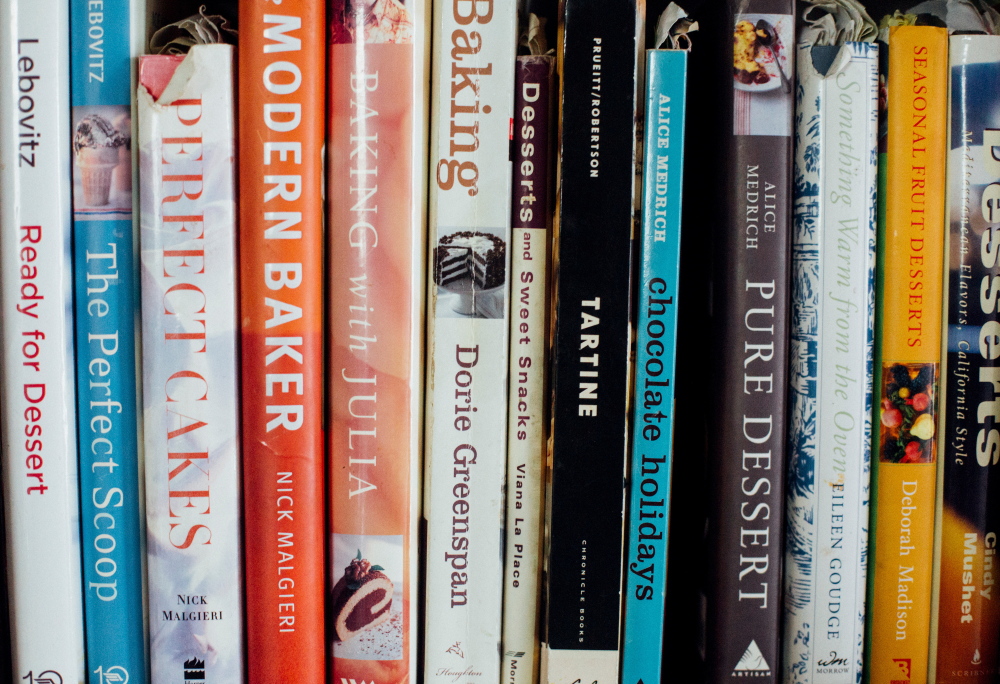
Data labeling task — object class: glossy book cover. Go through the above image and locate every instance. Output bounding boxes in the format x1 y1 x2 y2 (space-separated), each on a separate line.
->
137 45 243 684
931 33 1000 683
327 0 428 681
237 3 327 680
70 0 147 679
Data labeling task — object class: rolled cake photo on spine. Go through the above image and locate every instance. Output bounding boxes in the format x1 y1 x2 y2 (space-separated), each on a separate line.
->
330 534 404 660
432 228 507 318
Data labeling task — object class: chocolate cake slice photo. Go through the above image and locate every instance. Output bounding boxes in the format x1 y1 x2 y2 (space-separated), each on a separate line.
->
330 551 395 642
433 230 507 291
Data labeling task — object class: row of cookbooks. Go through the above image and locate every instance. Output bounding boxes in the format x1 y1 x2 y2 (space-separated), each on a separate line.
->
4 1 1000 684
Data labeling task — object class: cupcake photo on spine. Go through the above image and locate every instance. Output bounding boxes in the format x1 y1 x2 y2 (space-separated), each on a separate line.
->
72 106 132 213
432 228 507 318
331 535 403 660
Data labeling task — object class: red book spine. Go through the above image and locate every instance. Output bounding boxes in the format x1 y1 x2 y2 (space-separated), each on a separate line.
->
238 4 326 681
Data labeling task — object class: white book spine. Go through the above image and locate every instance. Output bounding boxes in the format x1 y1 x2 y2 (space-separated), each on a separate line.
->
784 42 878 684
423 2 517 682
137 45 243 683
0 0 86 680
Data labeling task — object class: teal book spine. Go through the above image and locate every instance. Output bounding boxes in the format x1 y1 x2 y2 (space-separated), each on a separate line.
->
70 0 147 681
621 47 687 684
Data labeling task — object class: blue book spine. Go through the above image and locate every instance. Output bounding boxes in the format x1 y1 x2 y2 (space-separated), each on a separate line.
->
70 0 146 682
621 48 686 684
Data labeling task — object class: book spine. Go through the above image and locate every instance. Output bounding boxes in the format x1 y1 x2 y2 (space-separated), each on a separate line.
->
422 0 516 680
542 1 639 682
783 41 878 684
70 0 147 679
238 4 326 681
137 46 243 684
866 25 948 684
502 53 554 684
931 33 1000 684
621 47 687 684
326 0 428 679
705 4 793 681
0 0 86 679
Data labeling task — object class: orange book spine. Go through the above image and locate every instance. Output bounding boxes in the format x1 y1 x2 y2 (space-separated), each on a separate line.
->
238 4 326 682
326 0 427 681
866 25 948 684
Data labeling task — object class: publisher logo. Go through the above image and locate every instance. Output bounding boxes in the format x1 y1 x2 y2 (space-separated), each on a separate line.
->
23 671 63 684
183 658 205 682
446 642 465 658
974 650 983 666
731 640 771 678
93 666 129 684
891 658 911 684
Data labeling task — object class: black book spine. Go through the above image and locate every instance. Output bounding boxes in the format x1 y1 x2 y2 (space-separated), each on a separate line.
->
542 0 639 681
704 1 794 680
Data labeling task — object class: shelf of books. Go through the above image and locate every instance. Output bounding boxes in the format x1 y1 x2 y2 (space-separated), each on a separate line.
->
2 0 1000 683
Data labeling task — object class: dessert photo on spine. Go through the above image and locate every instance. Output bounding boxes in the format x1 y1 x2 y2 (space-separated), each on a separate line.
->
72 107 132 211
329 0 414 44
329 535 404 660
432 229 508 319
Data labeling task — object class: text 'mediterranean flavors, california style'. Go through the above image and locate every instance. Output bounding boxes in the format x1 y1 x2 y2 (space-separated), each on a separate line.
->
930 32 1000 684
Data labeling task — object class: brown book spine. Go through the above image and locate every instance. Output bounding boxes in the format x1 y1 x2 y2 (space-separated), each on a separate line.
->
705 2 794 680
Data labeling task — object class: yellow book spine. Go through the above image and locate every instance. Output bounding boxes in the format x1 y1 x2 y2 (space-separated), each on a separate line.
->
867 25 949 684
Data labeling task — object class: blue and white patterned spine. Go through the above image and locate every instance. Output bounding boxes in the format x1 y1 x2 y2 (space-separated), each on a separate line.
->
784 42 878 684
70 0 147 681
622 47 686 684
